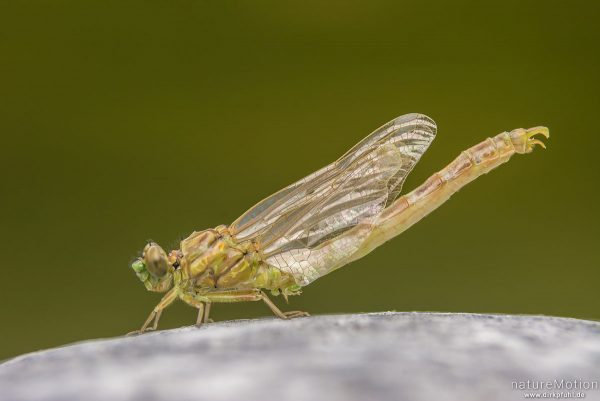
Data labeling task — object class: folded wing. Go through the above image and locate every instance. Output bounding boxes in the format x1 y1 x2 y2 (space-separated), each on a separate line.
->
230 113 437 285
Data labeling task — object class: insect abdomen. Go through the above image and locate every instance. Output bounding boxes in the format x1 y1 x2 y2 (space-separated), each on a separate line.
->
344 127 547 264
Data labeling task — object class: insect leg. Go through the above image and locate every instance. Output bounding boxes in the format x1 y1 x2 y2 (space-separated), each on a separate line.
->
127 287 179 335
195 303 205 326
178 293 211 326
258 291 310 319
195 289 309 320
203 302 212 323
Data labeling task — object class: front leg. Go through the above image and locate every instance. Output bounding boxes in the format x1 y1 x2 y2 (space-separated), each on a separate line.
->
127 287 179 335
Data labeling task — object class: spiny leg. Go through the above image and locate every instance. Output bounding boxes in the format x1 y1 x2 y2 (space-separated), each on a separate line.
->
127 288 178 335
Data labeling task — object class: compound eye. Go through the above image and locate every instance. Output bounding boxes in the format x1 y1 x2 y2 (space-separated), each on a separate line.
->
143 242 170 278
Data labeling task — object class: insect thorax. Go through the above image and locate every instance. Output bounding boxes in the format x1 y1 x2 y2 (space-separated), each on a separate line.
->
176 226 298 293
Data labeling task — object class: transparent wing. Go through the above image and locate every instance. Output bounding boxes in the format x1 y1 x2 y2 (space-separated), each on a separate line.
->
230 113 437 285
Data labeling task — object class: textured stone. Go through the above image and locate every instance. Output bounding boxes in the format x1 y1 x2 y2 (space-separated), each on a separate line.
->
1 312 599 401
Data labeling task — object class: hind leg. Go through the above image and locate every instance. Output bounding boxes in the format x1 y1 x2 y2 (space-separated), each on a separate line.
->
183 288 309 321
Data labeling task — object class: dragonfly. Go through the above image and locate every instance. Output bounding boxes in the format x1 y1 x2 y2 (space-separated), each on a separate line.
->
128 113 549 334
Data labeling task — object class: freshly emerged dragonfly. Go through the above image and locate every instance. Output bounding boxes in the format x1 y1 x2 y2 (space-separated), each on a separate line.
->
129 113 549 334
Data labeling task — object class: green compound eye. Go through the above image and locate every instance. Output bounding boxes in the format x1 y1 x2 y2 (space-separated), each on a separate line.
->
137 270 149 282
131 259 146 273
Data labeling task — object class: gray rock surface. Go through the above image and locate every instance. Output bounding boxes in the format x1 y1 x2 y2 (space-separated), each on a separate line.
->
1 312 599 401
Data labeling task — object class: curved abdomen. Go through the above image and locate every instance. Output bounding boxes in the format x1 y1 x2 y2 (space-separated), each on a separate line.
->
346 126 548 263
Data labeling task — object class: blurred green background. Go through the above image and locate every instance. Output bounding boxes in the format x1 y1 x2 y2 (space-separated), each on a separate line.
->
1 0 598 360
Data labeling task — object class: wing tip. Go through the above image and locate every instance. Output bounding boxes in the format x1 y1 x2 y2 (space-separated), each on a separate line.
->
392 113 437 137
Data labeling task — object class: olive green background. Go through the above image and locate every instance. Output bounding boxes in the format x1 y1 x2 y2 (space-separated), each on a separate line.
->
1 1 598 360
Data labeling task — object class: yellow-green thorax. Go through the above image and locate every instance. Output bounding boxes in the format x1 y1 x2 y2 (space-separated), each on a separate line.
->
173 225 298 295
